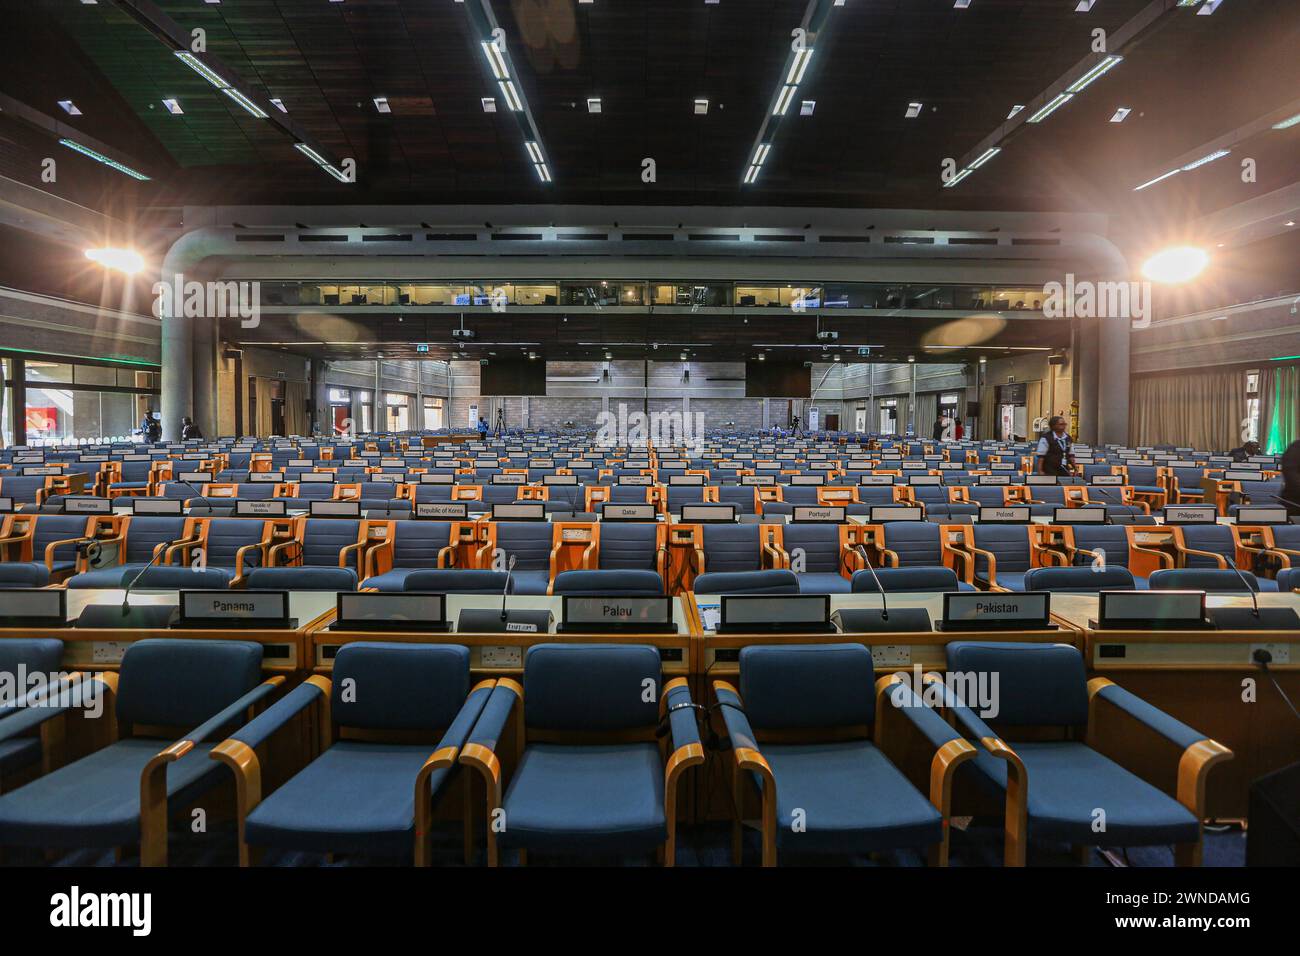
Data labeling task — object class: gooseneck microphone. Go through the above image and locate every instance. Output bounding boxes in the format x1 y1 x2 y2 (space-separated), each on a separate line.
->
121 536 192 615
500 554 516 622
1224 561 1262 620
856 545 889 621
75 535 193 629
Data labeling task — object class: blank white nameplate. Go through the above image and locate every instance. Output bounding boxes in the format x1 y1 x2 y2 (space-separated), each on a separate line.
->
337 592 446 627
990 463 1017 471
415 502 469 519
1098 590 1205 629
288 459 313 467
80 455 109 463
791 475 825 485
492 502 546 521
1054 507 1105 524
1222 470 1263 481
177 472 212 483
181 590 289 623
669 474 705 486
870 506 923 522
1246 457 1271 465
0 589 66 624
543 474 578 485
380 459 404 467
1162 505 1217 525
1026 475 1059 485
601 503 656 521
311 501 361 518
618 475 653 485
132 499 183 515
908 475 942 486
567 461 594 468
180 453 207 461
681 504 737 523
1234 507 1289 525
0 497 13 513
1091 475 1124 485
64 497 111 514
236 500 287 517
720 595 829 628
1074 456 1096 464
14 455 45 463
979 506 1031 523
298 473 335 483
360 451 382 458
420 473 454 484
793 506 846 523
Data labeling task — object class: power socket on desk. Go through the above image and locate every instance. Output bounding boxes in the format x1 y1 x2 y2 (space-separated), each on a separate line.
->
480 645 522 668
1251 643 1291 666
871 645 912 668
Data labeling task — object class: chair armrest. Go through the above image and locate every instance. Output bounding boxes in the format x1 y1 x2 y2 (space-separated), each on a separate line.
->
712 680 758 753
663 678 702 753
44 535 89 570
338 540 365 568
437 543 456 568
235 542 266 578
433 679 497 757
222 676 328 752
462 679 521 759
581 540 598 570
966 544 999 582
881 547 900 567
763 542 788 569
267 539 302 566
1178 546 1229 568
164 537 203 563
0 672 95 743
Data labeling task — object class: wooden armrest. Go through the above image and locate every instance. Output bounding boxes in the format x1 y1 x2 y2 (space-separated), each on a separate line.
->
1179 547 1229 569
338 540 365 568
1177 740 1233 820
43 536 89 570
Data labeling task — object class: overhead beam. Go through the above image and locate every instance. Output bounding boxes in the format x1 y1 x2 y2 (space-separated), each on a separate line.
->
0 91 154 183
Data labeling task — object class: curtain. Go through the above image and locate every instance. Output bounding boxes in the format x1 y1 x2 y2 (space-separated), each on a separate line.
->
1260 365 1300 455
283 381 308 436
1129 369 1246 451
914 393 938 438
255 377 276 437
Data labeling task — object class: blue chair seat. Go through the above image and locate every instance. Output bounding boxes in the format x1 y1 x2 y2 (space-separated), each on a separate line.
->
0 738 42 776
401 569 512 593
1132 485 1166 494
244 567 357 591
796 572 852 594
500 743 665 852
760 740 943 854
966 741 1199 846
0 564 53 588
0 738 224 847
65 565 147 589
990 570 1028 591
510 570 551 596
244 741 447 856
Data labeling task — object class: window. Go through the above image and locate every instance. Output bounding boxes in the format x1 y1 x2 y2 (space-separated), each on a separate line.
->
9 357 160 445
423 396 445 430
385 392 410 432
1245 370 1261 444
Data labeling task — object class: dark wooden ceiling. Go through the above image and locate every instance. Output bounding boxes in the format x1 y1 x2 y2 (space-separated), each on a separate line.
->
3 0 1293 216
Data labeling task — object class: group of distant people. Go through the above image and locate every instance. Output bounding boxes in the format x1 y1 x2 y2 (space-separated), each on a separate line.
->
138 410 202 443
931 416 965 442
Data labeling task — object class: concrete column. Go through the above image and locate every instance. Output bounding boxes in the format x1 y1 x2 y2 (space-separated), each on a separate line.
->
908 363 917 437
1096 317 1131 445
1075 316 1100 444
159 306 192 443
310 359 328 436
373 361 383 433
192 315 216 441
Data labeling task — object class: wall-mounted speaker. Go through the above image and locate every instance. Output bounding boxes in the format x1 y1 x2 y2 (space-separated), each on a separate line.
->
966 401 981 418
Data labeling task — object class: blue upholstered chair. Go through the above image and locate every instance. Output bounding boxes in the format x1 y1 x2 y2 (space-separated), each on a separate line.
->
0 476 54 507
714 644 975 866
188 518 270 585
70 565 231 590
939 641 1231 865
244 566 356 591
693 569 800 595
1149 568 1276 593
0 640 65 791
0 514 95 585
960 524 1059 592
402 569 512 593
1022 566 1136 593
478 522 556 595
1059 524 1156 588
1172 525 1247 571
850 566 966 592
63 516 190 588
0 639 280 865
779 524 854 593
361 521 457 591
460 644 702 865
716 485 758 514
589 522 666 584
1277 567 1300 591
550 569 664 596
212 643 493 865
0 564 51 589
876 522 948 570
697 524 766 575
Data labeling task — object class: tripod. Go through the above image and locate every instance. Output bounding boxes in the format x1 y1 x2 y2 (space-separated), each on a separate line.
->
494 407 505 438
790 416 803 438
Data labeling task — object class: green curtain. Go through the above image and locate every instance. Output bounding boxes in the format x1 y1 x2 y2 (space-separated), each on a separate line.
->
1261 365 1300 455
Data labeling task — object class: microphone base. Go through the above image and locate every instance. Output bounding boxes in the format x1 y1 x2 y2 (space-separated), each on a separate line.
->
1208 606 1300 631
76 603 180 629
456 608 554 634
833 607 933 633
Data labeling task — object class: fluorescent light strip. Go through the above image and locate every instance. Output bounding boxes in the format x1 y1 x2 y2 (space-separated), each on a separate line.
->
294 142 351 183
58 138 150 181
1133 168 1180 191
481 41 508 80
787 48 814 85
967 146 1001 169
222 87 268 118
753 143 771 165
533 163 552 183
499 80 522 111
1027 92 1074 123
1066 54 1123 93
744 165 759 184
773 85 797 116
525 140 543 163
1181 148 1230 170
943 167 974 188
1272 112 1300 130
174 51 229 88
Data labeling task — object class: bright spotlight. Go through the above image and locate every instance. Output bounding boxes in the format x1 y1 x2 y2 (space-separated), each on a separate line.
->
85 248 145 275
1140 246 1209 284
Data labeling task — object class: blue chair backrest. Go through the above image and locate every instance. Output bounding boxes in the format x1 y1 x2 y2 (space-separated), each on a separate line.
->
117 639 263 730
970 525 1032 573
946 642 1088 727
391 521 452 567
1271 525 1300 550
301 518 360 567
234 483 277 500
597 523 659 571
882 522 942 566
116 460 152 483
31 515 91 561
482 484 522 505
1022 566 1135 592
413 484 454 502
969 486 1008 507
1180 525 1235 567
2 476 49 504
204 518 265 567
783 485 821 505
551 569 663 595
851 566 959 592
781 524 842 572
1126 465 1159 485
332 642 469 730
740 643 875 730
402 569 510 593
667 486 708 511
493 522 554 570
523 644 661 731
125 516 187 563
911 485 949 504
1150 568 1261 593
1069 526 1132 567
693 569 798 594
0 638 64 678
701 523 762 573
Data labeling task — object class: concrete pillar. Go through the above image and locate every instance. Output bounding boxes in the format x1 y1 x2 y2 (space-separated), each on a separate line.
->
159 308 193 443
192 315 216 441
908 363 917 437
373 361 383 433
1075 317 1100 444
310 359 328 436
1096 317 1131 446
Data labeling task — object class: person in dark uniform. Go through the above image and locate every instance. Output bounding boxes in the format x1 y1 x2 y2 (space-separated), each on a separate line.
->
931 417 947 441
1035 415 1075 476
1227 440 1260 462
1280 438 1300 517
180 417 203 441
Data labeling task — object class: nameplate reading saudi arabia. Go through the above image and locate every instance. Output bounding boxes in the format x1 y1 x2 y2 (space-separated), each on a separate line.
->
180 590 288 623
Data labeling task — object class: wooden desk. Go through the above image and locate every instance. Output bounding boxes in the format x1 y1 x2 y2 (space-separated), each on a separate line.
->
1050 591 1300 819
420 435 474 448
692 591 1084 677
0 588 337 673
307 593 695 678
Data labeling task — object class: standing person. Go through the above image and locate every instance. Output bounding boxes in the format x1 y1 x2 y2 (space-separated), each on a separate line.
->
477 416 489 440
954 419 965 440
1280 438 1300 518
932 416 947 441
1035 415 1075 476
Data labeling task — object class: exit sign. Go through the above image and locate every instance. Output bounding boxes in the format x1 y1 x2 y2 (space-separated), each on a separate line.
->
416 344 429 353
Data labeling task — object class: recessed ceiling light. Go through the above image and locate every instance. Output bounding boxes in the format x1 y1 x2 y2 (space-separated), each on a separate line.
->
587 97 602 113
1007 104 1025 119
57 100 82 116
161 98 183 115
270 98 287 113
800 99 815 116
1286 221 1297 227
1110 107 1131 123
694 98 709 114
373 97 391 113
481 97 496 112
1181 148 1230 171
1075 0 1096 10
954 0 972 8
905 102 923 118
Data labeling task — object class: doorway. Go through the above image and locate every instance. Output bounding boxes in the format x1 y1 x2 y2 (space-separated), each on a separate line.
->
879 400 898 434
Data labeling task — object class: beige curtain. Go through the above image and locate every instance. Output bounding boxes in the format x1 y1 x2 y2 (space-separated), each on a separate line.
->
1129 369 1246 451
255 377 276 437
283 381 308 436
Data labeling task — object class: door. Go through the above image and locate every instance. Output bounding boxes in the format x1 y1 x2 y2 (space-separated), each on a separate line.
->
824 413 839 431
